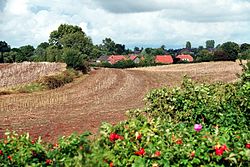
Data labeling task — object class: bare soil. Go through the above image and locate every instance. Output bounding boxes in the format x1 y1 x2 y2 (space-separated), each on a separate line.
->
0 61 243 142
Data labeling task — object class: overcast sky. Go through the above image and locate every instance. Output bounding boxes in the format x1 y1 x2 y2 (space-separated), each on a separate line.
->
0 0 250 49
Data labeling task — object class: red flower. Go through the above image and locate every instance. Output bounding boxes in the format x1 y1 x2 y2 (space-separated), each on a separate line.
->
220 144 228 151
135 148 145 156
109 162 114 167
46 159 52 165
190 151 195 158
135 132 142 140
109 133 123 142
7 155 12 161
246 144 250 149
155 151 161 157
54 143 59 148
109 133 116 142
215 149 224 156
136 134 142 140
176 139 183 145
31 140 36 144
0 150 3 155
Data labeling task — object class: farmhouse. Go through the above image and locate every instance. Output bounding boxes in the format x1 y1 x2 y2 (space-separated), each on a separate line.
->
128 54 141 64
155 55 173 64
176 54 194 62
96 55 109 63
108 55 126 64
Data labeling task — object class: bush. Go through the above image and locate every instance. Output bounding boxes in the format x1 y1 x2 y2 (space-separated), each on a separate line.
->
0 132 91 166
40 69 79 89
145 77 249 130
92 118 250 166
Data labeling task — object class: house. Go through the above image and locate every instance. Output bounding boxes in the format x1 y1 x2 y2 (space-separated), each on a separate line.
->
155 55 173 64
176 54 194 62
108 55 126 64
128 54 141 64
96 55 109 63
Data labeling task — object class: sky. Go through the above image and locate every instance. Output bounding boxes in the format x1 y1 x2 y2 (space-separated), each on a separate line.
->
0 0 250 49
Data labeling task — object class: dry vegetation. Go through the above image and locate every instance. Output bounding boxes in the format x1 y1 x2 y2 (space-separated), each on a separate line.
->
0 61 243 142
0 62 66 88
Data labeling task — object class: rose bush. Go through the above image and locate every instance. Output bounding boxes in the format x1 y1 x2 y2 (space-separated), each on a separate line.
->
0 64 249 166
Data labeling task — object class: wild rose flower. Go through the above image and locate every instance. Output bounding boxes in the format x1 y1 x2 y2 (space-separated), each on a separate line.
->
220 144 228 151
176 139 183 145
135 148 145 156
109 162 114 167
190 151 195 158
155 151 161 157
246 143 250 149
194 124 202 132
135 132 142 140
7 155 12 161
215 149 224 156
109 133 123 142
46 159 52 165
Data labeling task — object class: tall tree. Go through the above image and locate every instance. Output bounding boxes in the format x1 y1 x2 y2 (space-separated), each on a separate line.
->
240 43 250 52
206 40 215 49
0 41 11 63
186 41 191 49
220 41 240 61
100 38 116 55
37 42 49 49
49 24 83 47
18 45 35 61
48 24 94 72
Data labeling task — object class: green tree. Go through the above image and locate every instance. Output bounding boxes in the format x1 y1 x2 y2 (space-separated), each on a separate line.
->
49 24 83 47
100 38 116 55
37 42 49 49
196 49 214 62
239 49 250 60
9 48 20 62
48 24 94 72
186 41 191 49
206 40 215 49
220 41 240 61
46 46 63 62
0 41 11 63
63 48 89 73
32 42 50 61
213 49 227 61
115 44 126 55
240 43 250 52
14 45 35 62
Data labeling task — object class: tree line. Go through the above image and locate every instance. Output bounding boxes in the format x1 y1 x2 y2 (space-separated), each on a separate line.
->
1 24 250 71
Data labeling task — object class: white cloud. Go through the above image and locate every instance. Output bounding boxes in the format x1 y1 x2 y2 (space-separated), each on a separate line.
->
0 0 250 49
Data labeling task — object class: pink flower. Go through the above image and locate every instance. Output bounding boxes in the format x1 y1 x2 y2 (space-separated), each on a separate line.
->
194 124 202 132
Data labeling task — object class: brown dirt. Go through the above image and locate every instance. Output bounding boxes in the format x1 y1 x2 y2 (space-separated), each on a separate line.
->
0 61 243 142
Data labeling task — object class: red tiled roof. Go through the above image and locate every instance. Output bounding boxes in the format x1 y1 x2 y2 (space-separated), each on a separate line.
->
176 54 193 62
155 55 173 64
108 55 126 64
128 55 137 61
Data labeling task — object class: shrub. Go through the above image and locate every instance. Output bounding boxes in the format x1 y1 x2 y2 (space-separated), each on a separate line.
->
40 69 79 89
0 132 91 166
145 77 249 130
